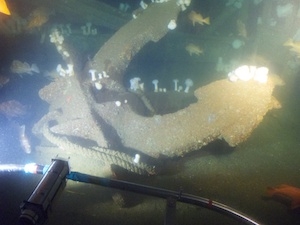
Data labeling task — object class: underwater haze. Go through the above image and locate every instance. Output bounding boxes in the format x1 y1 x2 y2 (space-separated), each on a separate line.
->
1 0 300 224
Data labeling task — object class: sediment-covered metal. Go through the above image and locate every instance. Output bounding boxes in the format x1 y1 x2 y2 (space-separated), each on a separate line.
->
33 0 283 174
88 0 180 88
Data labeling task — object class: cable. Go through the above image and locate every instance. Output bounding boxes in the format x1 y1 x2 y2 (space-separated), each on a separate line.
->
0 159 261 225
67 171 261 225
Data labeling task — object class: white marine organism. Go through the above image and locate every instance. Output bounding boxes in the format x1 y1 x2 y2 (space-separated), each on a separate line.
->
184 78 193 93
140 1 148 9
91 28 97 35
130 77 141 91
49 29 64 45
173 79 179 91
119 3 130 12
168 19 177 30
253 67 269 83
66 64 74 76
115 101 121 107
89 69 97 81
233 65 253 81
152 79 159 92
227 65 269 83
232 39 245 49
133 154 140 163
56 64 66 77
94 81 102 90
81 25 88 35
102 71 109 78
85 22 92 35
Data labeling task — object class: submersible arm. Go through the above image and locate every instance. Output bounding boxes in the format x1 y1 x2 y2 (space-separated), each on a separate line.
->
0 159 261 225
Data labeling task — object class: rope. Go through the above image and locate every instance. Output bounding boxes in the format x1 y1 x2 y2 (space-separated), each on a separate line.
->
42 123 155 175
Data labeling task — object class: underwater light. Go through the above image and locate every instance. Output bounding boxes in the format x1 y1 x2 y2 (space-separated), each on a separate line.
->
0 163 46 174
24 163 49 174
19 159 69 225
